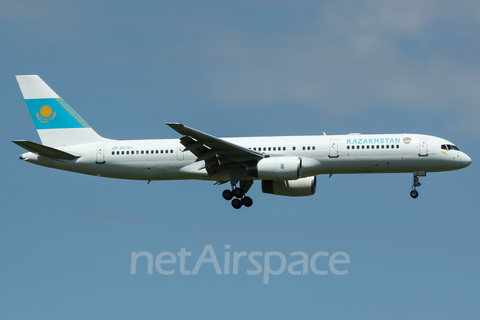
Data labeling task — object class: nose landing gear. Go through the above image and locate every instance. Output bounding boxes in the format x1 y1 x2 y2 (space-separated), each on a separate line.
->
410 171 426 199
410 189 419 199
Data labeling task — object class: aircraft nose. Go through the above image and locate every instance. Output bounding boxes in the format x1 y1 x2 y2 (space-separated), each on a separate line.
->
462 153 472 167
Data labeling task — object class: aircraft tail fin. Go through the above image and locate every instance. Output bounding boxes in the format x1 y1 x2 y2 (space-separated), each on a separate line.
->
16 75 107 147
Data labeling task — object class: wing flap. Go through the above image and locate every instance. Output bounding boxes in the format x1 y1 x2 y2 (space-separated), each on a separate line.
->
13 140 80 160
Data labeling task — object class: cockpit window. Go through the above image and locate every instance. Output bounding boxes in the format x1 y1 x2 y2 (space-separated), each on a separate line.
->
441 144 460 151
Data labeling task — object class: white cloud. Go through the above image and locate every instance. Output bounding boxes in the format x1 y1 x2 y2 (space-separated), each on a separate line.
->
184 1 480 133
6 0 479 133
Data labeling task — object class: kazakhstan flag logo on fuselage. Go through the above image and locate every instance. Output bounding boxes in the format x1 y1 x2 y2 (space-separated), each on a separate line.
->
36 105 56 123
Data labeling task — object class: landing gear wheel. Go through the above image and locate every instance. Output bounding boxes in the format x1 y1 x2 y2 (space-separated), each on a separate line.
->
410 190 419 199
233 188 244 198
242 196 253 207
222 189 233 201
231 198 243 209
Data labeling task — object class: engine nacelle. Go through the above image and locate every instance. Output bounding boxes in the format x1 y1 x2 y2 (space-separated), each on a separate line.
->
262 176 317 197
247 156 301 181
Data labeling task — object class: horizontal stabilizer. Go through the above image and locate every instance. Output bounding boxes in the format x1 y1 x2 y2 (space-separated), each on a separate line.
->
12 140 80 160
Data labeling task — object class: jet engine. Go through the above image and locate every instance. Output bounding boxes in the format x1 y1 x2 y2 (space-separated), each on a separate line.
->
246 156 301 181
261 176 316 197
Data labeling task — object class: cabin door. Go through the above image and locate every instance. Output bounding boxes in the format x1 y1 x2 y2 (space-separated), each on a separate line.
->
177 147 184 160
419 140 428 156
329 139 339 158
96 145 105 164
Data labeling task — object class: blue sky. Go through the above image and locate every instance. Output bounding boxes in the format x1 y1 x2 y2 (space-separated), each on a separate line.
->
2 1 479 319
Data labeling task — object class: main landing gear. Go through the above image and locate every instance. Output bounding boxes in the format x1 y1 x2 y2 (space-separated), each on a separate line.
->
410 171 426 199
222 181 254 209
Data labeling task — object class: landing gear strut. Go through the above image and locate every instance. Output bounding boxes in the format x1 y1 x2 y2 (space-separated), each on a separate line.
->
410 171 426 199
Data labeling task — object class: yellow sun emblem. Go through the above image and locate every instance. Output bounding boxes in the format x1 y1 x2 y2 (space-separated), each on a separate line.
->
36 105 56 123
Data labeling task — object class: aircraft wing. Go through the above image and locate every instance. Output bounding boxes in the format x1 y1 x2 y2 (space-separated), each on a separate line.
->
166 123 263 174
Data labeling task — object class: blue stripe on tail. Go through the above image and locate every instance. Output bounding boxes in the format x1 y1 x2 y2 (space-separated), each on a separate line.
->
25 98 90 130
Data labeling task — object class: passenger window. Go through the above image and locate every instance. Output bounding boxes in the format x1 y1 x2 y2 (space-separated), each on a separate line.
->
361 145 365 149
302 146 305 150
293 147 296 151
112 151 115 155
357 146 360 149
386 145 389 149
381 145 384 149
396 145 399 148
307 146 310 150
347 146 350 149
146 150 149 154
116 151 119 155
312 146 315 150
171 150 174 153
367 145 370 149
283 147 286 151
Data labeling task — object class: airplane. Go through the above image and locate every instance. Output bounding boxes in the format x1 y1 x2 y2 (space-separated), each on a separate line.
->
13 75 472 209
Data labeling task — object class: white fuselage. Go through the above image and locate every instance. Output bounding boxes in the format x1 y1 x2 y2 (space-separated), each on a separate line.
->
14 75 473 207
20 133 471 181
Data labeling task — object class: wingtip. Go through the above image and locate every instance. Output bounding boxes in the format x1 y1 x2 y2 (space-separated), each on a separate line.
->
165 122 184 128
